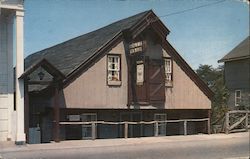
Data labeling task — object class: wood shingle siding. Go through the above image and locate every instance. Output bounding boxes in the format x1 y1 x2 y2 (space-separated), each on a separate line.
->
164 54 211 109
23 10 212 110
63 42 128 109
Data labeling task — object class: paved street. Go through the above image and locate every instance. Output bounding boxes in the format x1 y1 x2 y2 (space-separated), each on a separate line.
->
0 132 249 159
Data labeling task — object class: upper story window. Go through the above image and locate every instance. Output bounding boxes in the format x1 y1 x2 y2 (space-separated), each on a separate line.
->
129 41 144 54
164 58 172 82
107 55 121 85
235 90 241 106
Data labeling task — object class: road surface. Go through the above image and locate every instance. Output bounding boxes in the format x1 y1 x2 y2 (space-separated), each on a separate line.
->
0 133 249 159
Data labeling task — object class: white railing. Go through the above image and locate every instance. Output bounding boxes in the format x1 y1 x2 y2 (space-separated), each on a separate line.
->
60 118 210 140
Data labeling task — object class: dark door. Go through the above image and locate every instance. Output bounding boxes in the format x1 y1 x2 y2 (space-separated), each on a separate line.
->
129 54 148 104
148 59 165 103
135 60 148 104
128 56 165 105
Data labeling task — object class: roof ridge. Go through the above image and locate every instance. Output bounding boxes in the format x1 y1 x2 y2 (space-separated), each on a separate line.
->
25 10 151 59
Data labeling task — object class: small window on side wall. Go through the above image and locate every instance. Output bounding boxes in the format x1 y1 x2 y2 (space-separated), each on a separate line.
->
164 58 173 87
107 55 121 86
235 90 241 106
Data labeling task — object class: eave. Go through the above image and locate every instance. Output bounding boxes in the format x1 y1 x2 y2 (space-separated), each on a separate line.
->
218 55 250 63
20 58 65 80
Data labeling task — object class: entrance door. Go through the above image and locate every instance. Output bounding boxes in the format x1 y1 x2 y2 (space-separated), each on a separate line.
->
148 60 165 103
81 113 97 139
120 112 142 138
129 57 165 105
129 53 148 104
154 114 166 136
29 113 41 144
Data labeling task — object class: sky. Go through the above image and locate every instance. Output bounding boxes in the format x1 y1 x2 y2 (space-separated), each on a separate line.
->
24 0 249 69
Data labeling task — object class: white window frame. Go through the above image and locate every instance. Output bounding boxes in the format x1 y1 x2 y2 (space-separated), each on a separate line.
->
164 58 172 82
235 90 241 106
107 55 121 85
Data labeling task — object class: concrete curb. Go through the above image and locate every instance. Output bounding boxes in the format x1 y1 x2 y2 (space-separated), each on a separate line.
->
0 132 248 154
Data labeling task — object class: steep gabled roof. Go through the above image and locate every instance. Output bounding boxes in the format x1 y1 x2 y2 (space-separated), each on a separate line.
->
218 36 250 62
25 10 151 76
24 10 213 99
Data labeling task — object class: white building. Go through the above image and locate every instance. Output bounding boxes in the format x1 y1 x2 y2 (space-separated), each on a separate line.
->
0 0 25 144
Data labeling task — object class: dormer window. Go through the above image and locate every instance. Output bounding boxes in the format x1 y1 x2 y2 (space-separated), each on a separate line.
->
107 55 121 86
129 41 144 54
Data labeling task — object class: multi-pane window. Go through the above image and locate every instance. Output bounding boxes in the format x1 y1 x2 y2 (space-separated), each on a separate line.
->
154 114 166 136
129 41 143 54
81 113 97 139
235 90 241 106
107 55 120 82
164 58 172 82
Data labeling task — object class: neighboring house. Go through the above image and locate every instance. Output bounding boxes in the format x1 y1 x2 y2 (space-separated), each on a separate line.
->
0 0 25 144
21 10 213 143
218 36 250 110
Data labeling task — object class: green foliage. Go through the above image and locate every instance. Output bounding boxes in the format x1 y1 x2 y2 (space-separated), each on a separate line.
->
196 64 229 125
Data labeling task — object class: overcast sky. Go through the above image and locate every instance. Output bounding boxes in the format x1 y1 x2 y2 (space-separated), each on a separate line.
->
24 0 249 69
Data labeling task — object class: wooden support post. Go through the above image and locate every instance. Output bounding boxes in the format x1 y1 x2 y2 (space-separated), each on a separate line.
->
184 120 187 136
207 110 211 134
155 122 159 136
53 84 60 142
91 122 96 140
225 112 229 134
24 79 29 143
245 113 248 132
124 122 128 138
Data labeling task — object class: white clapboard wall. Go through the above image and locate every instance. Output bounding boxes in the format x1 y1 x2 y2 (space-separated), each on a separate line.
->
0 12 14 141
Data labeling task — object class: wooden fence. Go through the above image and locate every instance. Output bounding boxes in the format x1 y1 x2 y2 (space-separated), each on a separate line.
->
60 118 210 140
225 110 250 134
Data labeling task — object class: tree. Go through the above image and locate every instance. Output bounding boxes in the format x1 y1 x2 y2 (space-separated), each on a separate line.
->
196 64 229 126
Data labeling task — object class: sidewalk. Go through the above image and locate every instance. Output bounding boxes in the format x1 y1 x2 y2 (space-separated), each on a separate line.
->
0 132 249 153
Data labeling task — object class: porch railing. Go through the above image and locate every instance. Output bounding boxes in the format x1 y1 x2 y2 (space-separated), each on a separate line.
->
60 118 210 140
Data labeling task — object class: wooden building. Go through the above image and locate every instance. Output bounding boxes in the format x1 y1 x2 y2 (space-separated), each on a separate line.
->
20 10 213 143
219 36 250 110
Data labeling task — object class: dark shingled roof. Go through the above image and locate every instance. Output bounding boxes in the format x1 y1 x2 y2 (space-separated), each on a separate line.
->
219 36 250 62
23 10 214 99
25 10 150 76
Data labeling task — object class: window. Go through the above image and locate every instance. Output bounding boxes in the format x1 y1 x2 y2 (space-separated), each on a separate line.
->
107 55 121 85
154 114 166 136
129 41 144 54
235 90 241 106
81 113 97 139
164 58 172 82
